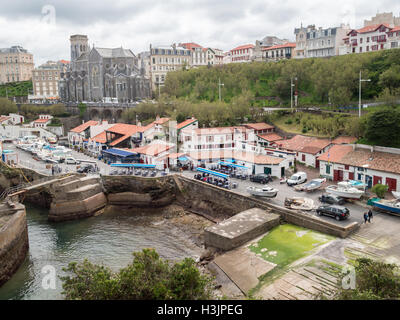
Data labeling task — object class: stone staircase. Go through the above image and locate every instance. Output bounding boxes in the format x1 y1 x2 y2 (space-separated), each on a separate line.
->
48 174 107 222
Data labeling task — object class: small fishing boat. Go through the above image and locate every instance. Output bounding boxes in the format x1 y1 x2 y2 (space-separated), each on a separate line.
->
279 177 287 184
284 197 315 211
368 198 400 215
392 191 400 200
326 184 364 199
247 186 278 198
339 180 366 190
294 178 326 192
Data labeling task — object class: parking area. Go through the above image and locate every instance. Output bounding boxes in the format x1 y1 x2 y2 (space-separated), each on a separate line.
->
182 168 369 227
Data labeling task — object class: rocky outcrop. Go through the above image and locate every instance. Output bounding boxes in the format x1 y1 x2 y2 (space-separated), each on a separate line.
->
0 202 29 286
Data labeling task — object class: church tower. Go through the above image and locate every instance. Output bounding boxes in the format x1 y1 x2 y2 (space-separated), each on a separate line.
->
70 34 89 64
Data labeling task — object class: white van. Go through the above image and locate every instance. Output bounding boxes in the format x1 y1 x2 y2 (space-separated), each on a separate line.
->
287 172 307 186
65 157 80 165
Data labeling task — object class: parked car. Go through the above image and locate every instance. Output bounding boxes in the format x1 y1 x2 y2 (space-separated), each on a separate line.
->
65 157 80 165
319 194 345 205
250 173 272 184
316 205 350 221
77 164 95 173
287 172 307 186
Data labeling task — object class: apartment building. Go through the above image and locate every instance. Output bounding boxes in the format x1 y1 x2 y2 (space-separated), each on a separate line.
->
149 43 191 91
230 44 255 63
0 46 34 84
387 27 400 49
294 25 314 59
180 43 207 67
345 24 392 54
262 43 296 61
180 126 256 153
306 24 350 58
294 24 350 58
254 36 290 61
32 61 68 100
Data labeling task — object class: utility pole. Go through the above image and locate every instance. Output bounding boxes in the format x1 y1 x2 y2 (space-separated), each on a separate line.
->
290 77 296 110
359 70 371 118
218 78 224 102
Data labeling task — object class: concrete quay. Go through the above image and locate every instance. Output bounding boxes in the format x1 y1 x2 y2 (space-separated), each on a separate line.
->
204 208 280 251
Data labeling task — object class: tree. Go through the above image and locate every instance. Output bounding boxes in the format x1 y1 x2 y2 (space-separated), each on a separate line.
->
77 103 87 118
0 97 18 115
335 258 400 300
61 248 215 300
371 183 389 198
364 108 400 147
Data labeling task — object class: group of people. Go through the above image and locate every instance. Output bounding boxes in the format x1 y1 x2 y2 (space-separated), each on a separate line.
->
363 209 374 224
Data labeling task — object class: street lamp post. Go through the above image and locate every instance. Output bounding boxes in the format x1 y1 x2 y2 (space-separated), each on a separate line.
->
218 78 224 102
290 77 296 110
359 70 371 118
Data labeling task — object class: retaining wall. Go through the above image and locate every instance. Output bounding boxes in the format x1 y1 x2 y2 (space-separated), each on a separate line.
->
0 204 29 286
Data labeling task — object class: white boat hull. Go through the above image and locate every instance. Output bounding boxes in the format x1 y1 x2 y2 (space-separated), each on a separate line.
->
326 186 364 199
247 186 278 198
392 191 400 200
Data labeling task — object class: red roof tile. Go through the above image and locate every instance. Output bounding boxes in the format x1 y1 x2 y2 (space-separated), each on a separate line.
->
332 136 357 145
317 145 354 163
262 42 296 51
244 123 275 131
258 133 283 142
300 139 332 155
177 118 198 130
231 44 255 51
275 135 316 152
0 116 10 123
129 143 172 157
34 118 51 123
70 120 99 133
349 23 391 35
92 131 107 143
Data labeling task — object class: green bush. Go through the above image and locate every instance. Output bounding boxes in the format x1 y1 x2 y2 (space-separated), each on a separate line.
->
302 127 308 133
371 183 389 198
61 248 215 300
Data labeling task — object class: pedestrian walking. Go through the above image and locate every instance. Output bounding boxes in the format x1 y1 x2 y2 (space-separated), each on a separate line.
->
368 209 373 223
51 166 54 176
363 212 369 224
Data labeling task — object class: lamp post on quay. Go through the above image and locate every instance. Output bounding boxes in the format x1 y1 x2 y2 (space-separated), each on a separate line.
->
359 70 371 118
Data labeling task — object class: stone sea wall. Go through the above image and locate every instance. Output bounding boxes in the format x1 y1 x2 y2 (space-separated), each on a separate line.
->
0 203 29 286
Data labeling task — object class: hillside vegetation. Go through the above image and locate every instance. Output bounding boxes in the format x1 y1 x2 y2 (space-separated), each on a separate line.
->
0 81 32 97
163 49 400 107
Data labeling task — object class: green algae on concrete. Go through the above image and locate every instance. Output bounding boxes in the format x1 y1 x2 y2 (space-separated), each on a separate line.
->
249 224 334 268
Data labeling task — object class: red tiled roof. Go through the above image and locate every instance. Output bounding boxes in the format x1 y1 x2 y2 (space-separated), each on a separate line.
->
129 143 173 157
389 26 400 33
106 123 139 146
0 116 10 123
92 131 107 143
177 118 198 130
262 42 296 51
231 44 255 51
317 145 353 163
244 123 275 131
258 133 283 142
180 43 202 50
332 136 357 145
189 126 248 135
300 139 332 155
34 118 51 123
319 145 400 175
349 23 391 35
275 135 316 152
70 120 99 133
154 117 170 125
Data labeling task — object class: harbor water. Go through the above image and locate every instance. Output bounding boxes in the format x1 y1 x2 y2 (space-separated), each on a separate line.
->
0 205 201 300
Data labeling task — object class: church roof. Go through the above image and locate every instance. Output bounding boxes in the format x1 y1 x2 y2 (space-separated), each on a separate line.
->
95 47 135 58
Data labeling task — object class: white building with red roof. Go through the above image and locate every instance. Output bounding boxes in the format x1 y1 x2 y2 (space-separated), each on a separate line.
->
387 26 400 49
344 24 394 54
262 43 296 61
318 144 400 192
230 44 255 63
32 114 53 128
68 120 113 150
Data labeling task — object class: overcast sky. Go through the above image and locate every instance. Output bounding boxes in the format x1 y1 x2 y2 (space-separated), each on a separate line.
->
1 0 400 65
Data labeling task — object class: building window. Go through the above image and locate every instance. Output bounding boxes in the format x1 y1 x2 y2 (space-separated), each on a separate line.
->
326 165 331 174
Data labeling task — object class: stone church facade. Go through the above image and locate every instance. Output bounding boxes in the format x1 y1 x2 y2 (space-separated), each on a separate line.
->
59 35 151 103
